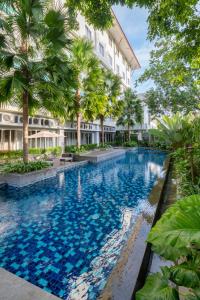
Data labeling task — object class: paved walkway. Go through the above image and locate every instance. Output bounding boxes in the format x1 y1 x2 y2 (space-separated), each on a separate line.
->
0 268 61 300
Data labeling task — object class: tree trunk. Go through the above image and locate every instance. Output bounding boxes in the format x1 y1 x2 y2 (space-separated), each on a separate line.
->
128 124 131 142
76 89 81 149
100 116 104 146
76 111 81 149
23 91 29 163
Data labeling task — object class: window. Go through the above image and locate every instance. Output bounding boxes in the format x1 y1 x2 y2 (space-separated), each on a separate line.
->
123 72 125 80
99 43 104 56
14 116 19 123
116 64 120 74
85 25 92 40
108 54 113 66
109 36 112 47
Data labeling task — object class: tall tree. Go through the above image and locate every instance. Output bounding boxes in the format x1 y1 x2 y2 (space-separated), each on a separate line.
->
95 69 121 145
65 0 199 65
0 0 75 162
138 38 200 116
68 38 102 148
117 88 143 142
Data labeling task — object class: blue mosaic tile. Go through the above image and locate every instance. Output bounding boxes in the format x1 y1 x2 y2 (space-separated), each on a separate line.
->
0 149 166 299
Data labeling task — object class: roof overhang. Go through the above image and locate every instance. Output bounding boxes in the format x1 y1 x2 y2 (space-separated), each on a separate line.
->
108 9 141 71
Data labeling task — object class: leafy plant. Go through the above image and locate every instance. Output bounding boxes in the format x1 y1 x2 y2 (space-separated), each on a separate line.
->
117 88 143 142
2 161 51 174
149 113 193 150
0 147 62 161
65 143 98 153
67 38 102 149
95 69 121 145
136 194 200 300
123 141 137 147
172 147 200 197
0 1 74 162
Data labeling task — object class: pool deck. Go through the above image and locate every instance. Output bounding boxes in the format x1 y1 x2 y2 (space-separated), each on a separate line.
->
0 268 61 300
0 149 127 188
74 148 126 163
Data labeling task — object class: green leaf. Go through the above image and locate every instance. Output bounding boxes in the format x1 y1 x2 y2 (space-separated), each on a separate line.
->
136 273 179 300
169 260 200 288
148 195 200 261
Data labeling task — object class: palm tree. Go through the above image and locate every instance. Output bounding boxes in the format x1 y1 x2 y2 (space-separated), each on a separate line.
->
149 113 192 150
68 38 102 148
96 69 121 145
0 1 74 162
117 88 143 142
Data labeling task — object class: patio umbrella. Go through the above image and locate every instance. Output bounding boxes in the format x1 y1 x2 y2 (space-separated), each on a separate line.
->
28 131 62 138
28 130 63 149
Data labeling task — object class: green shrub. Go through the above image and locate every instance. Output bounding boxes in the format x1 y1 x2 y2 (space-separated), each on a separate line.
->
29 148 44 155
123 141 137 147
136 194 200 300
0 150 23 160
65 144 97 154
0 146 62 161
172 146 200 197
45 146 62 156
2 161 51 174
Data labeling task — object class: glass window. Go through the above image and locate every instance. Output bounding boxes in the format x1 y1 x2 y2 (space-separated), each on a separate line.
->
99 43 104 56
85 25 92 40
14 116 18 123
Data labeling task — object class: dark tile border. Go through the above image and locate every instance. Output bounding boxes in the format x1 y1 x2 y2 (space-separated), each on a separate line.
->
98 157 171 300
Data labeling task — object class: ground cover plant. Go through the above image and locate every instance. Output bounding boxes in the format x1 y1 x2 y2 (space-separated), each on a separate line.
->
2 161 51 174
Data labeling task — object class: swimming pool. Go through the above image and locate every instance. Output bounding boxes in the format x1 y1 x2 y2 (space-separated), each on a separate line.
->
0 149 166 299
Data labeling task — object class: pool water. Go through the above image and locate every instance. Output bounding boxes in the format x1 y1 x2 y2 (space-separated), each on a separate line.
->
0 149 166 299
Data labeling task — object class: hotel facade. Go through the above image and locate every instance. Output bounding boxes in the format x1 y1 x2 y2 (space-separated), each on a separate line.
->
0 10 150 151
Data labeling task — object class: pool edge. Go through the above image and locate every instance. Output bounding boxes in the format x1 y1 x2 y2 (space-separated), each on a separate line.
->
98 156 171 300
0 267 62 300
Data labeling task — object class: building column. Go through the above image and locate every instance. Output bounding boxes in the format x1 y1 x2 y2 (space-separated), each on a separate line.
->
93 132 100 145
58 129 65 152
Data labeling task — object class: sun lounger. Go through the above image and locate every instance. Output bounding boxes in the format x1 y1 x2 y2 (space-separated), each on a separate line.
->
60 157 73 164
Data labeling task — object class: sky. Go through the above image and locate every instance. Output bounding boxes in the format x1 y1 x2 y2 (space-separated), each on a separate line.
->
113 5 154 93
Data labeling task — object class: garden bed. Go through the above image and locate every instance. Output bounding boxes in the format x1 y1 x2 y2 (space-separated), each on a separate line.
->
0 167 57 188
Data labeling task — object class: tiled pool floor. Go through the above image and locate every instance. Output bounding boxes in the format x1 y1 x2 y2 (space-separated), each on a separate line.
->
0 149 166 299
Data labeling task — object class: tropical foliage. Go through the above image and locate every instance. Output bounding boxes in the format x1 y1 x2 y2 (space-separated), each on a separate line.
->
0 146 62 161
2 161 51 174
95 69 121 145
149 113 190 150
0 0 74 162
138 38 200 116
117 88 143 141
66 38 102 148
136 195 200 300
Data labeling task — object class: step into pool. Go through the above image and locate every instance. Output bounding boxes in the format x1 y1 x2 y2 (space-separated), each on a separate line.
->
0 149 166 299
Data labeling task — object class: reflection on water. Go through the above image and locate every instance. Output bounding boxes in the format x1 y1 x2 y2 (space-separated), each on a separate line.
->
0 148 166 300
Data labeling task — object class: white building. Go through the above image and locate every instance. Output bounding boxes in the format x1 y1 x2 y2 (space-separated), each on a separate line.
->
0 10 141 151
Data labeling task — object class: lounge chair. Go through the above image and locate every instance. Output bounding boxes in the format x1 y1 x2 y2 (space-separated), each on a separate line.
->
59 153 73 164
